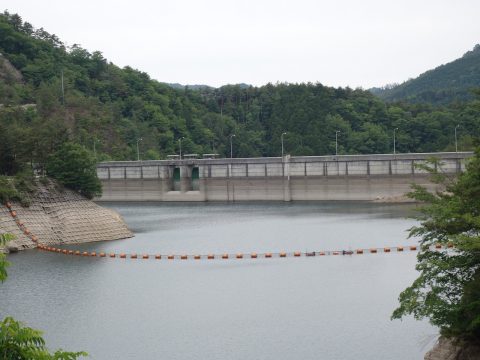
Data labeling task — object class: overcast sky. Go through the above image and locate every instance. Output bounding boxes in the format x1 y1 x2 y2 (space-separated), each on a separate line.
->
3 0 480 88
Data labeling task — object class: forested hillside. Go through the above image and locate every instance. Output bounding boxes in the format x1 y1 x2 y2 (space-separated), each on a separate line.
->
1 11 479 177
371 45 480 105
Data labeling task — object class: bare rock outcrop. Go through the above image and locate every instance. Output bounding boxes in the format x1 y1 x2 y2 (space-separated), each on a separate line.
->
425 337 480 360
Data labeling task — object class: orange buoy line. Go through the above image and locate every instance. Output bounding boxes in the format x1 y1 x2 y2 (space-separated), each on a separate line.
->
35 243 455 261
4 203 455 262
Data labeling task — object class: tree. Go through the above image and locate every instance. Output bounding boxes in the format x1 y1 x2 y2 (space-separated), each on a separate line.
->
0 233 87 359
392 149 480 343
46 143 102 199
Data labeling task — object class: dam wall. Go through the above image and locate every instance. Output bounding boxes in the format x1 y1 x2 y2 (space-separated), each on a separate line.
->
97 152 472 202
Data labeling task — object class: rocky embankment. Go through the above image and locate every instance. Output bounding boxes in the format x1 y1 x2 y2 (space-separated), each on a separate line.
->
425 337 480 360
0 182 133 252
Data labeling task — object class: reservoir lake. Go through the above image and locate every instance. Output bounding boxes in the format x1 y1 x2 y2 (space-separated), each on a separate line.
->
1 202 437 359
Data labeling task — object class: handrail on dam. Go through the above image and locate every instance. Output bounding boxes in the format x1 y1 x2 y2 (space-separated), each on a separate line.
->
95 152 473 202
97 151 473 167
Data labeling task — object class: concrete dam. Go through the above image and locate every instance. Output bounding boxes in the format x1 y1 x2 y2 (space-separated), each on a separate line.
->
96 152 472 202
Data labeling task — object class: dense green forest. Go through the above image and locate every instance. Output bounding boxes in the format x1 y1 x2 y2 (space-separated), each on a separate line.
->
370 45 480 105
1 11 479 177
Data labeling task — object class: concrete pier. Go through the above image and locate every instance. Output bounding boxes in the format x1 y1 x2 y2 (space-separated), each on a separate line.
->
96 152 472 202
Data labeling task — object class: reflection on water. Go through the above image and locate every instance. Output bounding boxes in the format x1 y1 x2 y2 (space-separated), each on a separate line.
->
1 202 435 360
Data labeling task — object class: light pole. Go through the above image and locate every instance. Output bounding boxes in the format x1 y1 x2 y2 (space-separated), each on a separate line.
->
455 124 460 152
230 134 235 158
93 138 99 160
335 130 340 156
179 137 184 159
136 138 142 161
393 128 398 155
281 132 287 160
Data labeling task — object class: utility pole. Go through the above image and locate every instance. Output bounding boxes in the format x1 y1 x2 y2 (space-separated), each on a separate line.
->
61 69 65 105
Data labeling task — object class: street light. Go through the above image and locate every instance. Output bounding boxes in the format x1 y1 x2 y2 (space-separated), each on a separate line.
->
230 134 236 158
335 130 340 156
179 137 185 159
136 138 143 161
393 128 398 155
281 132 287 160
455 124 460 152
93 138 100 160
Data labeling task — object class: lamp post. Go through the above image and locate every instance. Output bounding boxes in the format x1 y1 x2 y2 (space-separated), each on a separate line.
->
230 134 235 158
455 124 460 152
179 137 184 159
335 130 340 156
393 128 398 155
93 138 99 160
136 138 142 161
281 132 287 160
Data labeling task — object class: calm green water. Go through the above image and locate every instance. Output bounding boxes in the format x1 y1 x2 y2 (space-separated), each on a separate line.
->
1 202 437 359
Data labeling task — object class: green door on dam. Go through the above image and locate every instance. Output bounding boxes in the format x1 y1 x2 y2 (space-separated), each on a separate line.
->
191 167 199 191
173 167 180 191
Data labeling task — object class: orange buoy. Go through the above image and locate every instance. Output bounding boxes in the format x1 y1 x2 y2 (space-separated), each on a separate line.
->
5 201 11 209
207 254 214 260
447 242 454 248
168 255 174 260
280 252 287 257
435 244 442 249
410 246 417 251
11 211 17 217
236 253 243 259
265 253 272 258
397 247 404 252
57 249 62 253
130 254 138 259
90 252 97 257
75 250 81 255
356 249 364 254
384 248 391 253
99 252 106 257
82 251 89 256
370 249 377 253
181 255 188 260
250 253 258 259
24 229 30 235
109 253 116 258
318 252 325 256
120 253 126 259
332 251 339 255
62 249 68 254
155 254 161 260
194 255 201 260
294 252 301 257
142 254 149 259
222 254 229 259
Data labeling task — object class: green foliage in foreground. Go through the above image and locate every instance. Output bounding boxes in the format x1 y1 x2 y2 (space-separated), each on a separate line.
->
0 317 87 360
0 234 87 359
46 143 102 199
392 148 480 342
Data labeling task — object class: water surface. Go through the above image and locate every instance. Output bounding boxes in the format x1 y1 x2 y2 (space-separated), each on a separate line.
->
1 202 437 359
